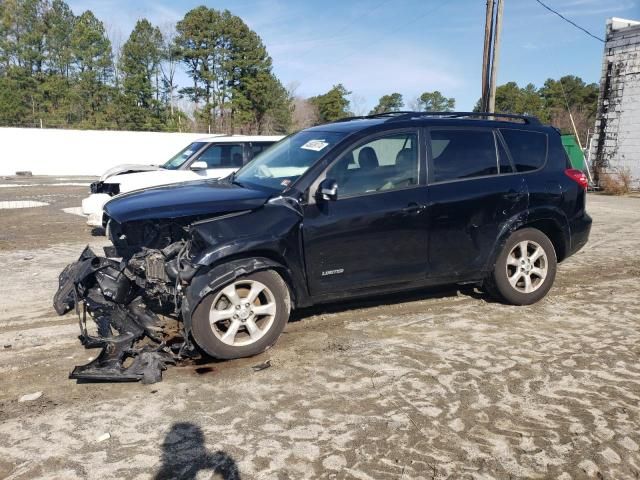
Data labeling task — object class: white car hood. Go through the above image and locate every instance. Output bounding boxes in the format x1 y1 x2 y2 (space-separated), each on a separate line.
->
100 163 161 182
104 168 235 194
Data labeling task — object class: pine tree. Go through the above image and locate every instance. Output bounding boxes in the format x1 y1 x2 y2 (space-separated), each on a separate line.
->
309 84 351 123
369 93 404 115
70 10 115 127
118 19 163 130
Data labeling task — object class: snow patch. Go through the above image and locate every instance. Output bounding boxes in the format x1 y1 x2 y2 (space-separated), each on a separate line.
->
0 200 49 209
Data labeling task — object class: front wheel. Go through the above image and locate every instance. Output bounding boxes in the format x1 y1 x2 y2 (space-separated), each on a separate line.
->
487 228 557 305
191 270 290 359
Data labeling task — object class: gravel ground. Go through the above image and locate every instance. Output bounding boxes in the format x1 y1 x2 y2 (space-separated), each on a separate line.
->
0 179 639 480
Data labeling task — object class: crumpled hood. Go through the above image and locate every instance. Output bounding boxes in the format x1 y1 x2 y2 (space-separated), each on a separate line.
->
104 180 271 223
100 163 161 181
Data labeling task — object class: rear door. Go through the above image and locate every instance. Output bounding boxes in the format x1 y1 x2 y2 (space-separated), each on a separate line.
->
302 129 429 296
425 127 528 279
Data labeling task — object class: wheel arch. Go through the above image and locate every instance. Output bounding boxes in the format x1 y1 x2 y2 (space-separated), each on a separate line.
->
181 252 307 339
521 218 567 262
485 208 570 273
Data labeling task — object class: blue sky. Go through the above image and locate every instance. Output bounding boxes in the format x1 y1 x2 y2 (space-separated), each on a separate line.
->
67 0 639 111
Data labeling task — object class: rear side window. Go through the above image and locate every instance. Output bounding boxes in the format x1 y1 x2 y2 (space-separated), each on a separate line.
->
251 142 273 158
197 144 244 168
430 129 497 183
500 129 547 172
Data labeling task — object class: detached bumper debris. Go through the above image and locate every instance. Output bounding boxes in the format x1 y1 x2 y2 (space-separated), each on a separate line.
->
54 245 188 384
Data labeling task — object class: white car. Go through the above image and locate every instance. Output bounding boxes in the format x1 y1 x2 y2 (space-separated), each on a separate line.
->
82 135 283 227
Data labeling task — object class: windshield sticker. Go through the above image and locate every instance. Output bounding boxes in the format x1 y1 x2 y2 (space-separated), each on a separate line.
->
301 140 329 152
183 150 193 156
280 179 291 187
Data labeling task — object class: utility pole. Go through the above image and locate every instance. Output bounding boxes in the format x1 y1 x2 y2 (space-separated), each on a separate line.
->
481 0 504 113
488 0 504 113
481 1 495 112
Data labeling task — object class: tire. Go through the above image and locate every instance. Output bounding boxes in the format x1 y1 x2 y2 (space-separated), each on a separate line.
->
191 270 290 359
487 228 557 305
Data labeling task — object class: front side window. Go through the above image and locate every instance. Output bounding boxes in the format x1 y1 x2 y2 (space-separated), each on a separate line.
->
500 129 547 172
234 131 346 192
327 132 419 197
162 142 205 170
197 144 244 168
430 129 498 183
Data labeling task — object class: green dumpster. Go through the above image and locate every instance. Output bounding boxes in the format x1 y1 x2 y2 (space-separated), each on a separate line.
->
561 134 586 170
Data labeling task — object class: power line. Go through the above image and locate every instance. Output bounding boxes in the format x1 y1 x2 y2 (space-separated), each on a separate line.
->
309 0 448 78
267 0 391 53
534 0 605 43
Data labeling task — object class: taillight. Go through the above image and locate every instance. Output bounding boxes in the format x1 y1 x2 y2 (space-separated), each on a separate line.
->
565 169 588 190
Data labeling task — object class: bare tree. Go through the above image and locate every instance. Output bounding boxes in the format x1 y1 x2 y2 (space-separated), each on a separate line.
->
106 24 124 89
406 96 421 111
349 93 367 116
292 97 319 130
159 22 179 117
549 107 593 146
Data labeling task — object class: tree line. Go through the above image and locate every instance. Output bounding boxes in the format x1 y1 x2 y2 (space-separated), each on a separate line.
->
302 78 598 142
482 76 599 143
0 1 599 140
0 0 291 133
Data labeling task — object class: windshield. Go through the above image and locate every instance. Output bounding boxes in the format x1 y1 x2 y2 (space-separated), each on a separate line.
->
162 142 206 170
234 131 346 191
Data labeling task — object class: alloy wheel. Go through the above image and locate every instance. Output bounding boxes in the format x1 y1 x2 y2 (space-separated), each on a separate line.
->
505 240 548 294
209 279 277 347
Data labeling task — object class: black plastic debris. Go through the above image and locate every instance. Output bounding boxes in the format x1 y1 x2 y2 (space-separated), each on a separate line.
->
54 246 181 384
251 360 272 372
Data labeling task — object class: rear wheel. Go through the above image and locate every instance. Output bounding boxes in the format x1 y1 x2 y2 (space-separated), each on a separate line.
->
487 228 557 305
191 270 290 359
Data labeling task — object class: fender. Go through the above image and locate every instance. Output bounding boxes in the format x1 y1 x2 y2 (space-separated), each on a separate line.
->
483 206 570 273
181 198 311 336
181 256 309 339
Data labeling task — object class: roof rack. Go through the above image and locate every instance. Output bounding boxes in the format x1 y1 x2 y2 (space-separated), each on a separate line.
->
335 111 541 125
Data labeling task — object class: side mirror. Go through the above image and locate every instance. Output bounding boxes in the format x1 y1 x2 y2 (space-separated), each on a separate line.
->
190 161 208 171
318 178 338 201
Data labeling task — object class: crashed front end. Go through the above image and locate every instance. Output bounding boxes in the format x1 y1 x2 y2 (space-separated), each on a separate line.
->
55 189 305 384
54 241 198 384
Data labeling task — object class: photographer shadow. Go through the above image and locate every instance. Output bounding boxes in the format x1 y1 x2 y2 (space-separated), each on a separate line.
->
154 422 240 480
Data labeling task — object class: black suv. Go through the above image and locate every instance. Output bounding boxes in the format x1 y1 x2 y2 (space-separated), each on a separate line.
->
55 112 591 381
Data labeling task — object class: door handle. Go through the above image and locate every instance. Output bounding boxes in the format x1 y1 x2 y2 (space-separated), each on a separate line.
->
402 202 426 215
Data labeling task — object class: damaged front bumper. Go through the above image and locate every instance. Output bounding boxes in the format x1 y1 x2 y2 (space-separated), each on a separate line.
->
54 245 194 384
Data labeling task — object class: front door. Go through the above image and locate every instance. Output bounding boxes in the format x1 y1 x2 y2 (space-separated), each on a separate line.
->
302 130 429 296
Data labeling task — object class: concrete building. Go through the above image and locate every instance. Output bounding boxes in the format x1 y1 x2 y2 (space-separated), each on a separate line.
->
590 17 640 188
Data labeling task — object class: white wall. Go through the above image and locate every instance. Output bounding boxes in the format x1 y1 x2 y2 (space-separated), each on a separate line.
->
0 128 208 176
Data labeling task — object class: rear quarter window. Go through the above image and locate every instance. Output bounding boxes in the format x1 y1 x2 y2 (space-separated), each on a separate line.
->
500 129 547 172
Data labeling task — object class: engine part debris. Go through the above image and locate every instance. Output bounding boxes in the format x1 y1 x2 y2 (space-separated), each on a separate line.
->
54 245 188 384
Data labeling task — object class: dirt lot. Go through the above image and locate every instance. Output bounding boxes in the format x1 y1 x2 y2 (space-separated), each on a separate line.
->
0 178 639 480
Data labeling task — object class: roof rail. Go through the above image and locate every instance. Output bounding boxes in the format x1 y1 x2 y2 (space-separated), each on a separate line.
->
335 111 541 125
